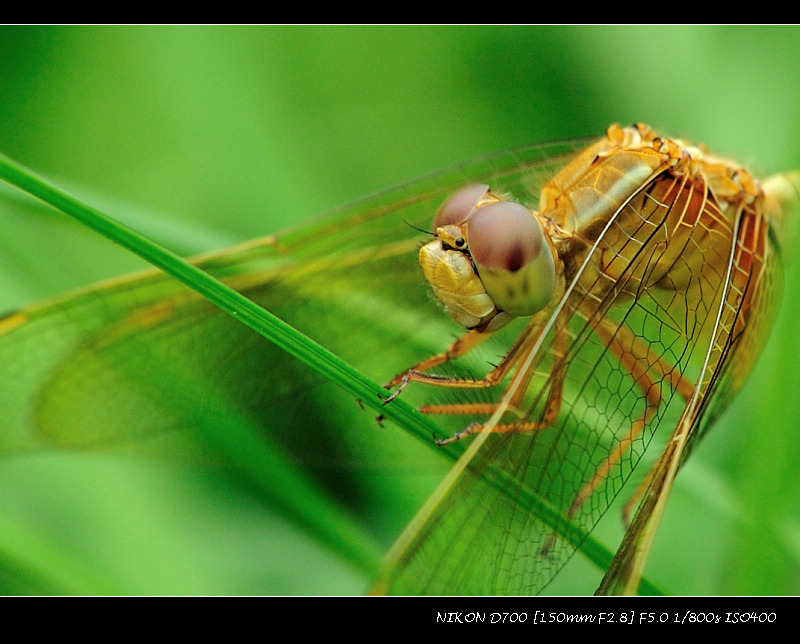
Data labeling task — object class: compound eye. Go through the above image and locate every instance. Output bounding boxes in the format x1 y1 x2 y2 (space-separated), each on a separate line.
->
468 202 541 271
433 184 491 230
466 201 556 317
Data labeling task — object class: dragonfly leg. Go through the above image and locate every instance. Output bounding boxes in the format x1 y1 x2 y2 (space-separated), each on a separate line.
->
384 314 547 402
431 312 571 445
384 328 492 392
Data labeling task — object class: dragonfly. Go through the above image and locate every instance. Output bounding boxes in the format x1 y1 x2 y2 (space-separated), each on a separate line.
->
0 124 796 595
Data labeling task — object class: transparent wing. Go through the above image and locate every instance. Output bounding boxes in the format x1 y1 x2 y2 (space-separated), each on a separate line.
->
597 197 782 595
0 139 587 455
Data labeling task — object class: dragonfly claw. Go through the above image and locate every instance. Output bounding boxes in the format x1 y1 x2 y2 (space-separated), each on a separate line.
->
382 372 410 404
435 422 479 446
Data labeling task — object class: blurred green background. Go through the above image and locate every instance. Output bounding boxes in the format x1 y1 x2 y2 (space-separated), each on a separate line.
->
0 24 799 595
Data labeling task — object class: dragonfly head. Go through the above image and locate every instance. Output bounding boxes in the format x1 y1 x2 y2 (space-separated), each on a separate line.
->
419 184 558 331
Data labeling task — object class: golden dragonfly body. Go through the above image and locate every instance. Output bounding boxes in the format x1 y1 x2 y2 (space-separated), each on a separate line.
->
378 124 796 594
